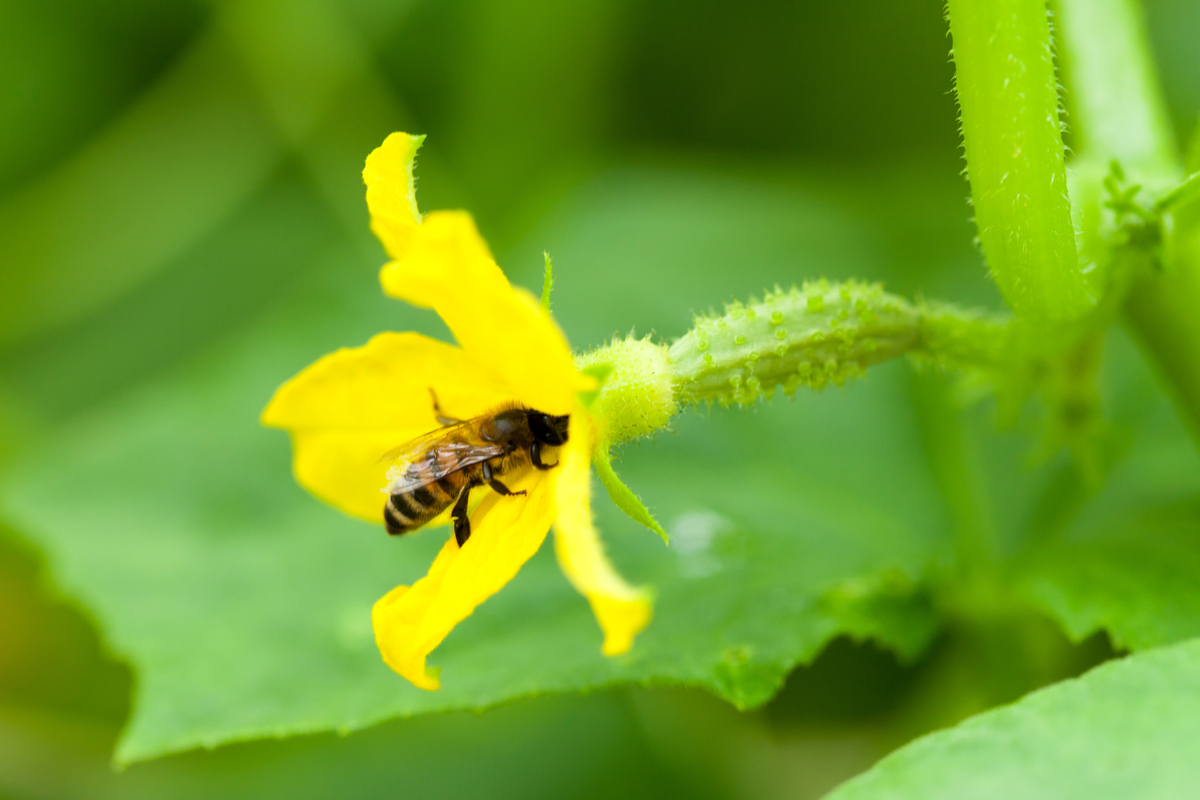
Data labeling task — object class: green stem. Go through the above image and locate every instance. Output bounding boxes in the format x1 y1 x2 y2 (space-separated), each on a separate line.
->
910 371 1000 577
947 0 1091 322
1054 0 1200 445
1124 257 1200 447
1054 0 1178 176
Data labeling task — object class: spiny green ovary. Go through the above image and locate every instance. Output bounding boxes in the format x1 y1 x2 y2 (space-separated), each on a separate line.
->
669 280 1009 407
577 337 677 445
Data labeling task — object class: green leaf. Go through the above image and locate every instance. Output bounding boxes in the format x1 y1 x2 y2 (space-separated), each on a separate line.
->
825 637 1200 799
947 0 1091 321
0 680 686 800
1016 387 1200 650
0 505 690 800
1 167 958 763
1019 504 1200 650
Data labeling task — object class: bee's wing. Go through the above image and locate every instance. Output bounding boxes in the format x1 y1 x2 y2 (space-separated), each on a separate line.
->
379 420 505 493
378 419 490 466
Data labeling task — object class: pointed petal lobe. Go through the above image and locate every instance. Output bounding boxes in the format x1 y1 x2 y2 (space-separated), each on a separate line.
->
379 210 587 415
553 413 652 656
262 332 510 521
372 468 557 688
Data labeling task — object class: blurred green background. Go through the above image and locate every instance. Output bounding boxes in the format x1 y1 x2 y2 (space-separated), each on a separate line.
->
1 0 1198 798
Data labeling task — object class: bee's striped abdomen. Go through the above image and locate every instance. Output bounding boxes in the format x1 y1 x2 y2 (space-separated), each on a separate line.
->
384 490 444 534
383 456 478 536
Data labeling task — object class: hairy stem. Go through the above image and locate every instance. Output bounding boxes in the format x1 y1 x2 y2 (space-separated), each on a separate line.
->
947 0 1092 322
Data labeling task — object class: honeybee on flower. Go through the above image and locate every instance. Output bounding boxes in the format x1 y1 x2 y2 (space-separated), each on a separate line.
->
262 133 664 690
380 395 570 548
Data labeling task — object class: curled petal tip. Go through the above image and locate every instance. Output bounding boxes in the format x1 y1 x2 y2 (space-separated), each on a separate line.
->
404 666 441 692
593 594 653 656
364 132 425 260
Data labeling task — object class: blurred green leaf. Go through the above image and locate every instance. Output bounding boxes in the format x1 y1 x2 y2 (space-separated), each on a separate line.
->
1016 395 1200 650
0 525 130 723
0 0 204 194
2 167 959 763
222 0 416 241
0 500 700 800
0 27 284 348
0 691 695 800
0 0 436 361
1019 503 1200 650
0 169 348 428
825 636 1200 800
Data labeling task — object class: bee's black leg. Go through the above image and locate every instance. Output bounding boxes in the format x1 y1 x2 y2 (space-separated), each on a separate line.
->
531 441 560 470
488 479 526 497
429 388 462 426
451 484 473 547
481 461 526 497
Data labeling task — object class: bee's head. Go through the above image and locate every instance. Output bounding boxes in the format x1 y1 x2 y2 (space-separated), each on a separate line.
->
527 411 570 446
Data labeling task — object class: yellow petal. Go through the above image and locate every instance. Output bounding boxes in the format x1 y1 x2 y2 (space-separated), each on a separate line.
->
370 541 456 691
379 210 585 416
372 468 557 689
363 132 424 261
262 332 510 521
553 412 652 656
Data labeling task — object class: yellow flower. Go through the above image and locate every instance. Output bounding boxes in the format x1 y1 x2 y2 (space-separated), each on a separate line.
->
262 133 652 690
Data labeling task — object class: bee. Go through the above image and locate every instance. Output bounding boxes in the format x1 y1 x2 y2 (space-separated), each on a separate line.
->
381 392 569 547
